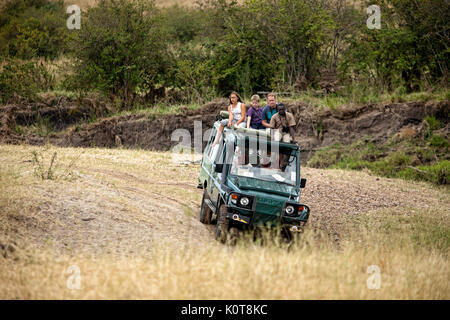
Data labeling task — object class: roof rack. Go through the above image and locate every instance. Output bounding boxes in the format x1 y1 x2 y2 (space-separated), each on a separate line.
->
233 126 271 138
219 110 270 138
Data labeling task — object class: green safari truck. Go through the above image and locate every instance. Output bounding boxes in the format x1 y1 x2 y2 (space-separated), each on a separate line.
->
198 114 310 243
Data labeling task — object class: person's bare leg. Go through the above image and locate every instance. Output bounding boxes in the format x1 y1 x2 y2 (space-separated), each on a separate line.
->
212 124 224 146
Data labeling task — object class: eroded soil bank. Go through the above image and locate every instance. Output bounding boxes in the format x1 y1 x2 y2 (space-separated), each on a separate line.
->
1 99 449 156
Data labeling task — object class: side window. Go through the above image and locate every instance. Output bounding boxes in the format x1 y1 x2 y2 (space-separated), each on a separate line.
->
204 127 217 158
209 142 223 163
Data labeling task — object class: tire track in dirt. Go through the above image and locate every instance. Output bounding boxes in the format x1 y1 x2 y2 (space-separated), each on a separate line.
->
86 167 198 189
76 165 217 244
85 166 449 245
81 167 201 208
1 162 213 256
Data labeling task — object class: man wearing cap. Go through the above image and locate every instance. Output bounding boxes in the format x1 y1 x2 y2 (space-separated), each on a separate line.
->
268 103 297 144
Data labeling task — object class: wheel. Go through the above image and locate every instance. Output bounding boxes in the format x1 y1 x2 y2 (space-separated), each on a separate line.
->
215 204 230 243
199 188 212 224
281 226 293 242
228 227 243 246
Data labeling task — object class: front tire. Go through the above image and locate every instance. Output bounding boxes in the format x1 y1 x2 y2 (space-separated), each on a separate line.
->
215 204 230 243
228 227 243 246
199 189 212 224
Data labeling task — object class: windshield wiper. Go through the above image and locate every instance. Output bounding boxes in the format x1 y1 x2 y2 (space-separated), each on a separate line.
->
238 184 291 197
255 176 296 187
230 174 296 187
276 180 297 187
238 176 295 187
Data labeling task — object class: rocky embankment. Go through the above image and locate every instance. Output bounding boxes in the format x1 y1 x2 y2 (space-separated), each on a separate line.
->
1 98 449 155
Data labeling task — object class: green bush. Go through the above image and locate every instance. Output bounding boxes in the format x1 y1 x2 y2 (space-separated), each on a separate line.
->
161 5 205 43
0 58 55 103
424 161 450 186
398 161 450 185
0 0 69 59
341 0 449 92
337 159 371 171
202 0 333 94
307 144 344 168
425 116 441 130
307 138 449 185
70 0 170 107
429 135 449 148
169 44 219 103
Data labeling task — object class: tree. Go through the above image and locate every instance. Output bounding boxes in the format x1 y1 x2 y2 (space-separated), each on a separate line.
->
202 0 333 93
341 0 449 91
0 0 69 59
71 0 170 107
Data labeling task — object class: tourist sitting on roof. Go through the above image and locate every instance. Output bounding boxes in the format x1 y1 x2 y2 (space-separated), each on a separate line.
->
261 92 281 129
246 94 265 130
268 104 297 144
212 91 246 146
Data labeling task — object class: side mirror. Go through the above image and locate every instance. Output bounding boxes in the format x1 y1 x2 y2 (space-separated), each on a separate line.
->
215 164 223 173
300 178 307 188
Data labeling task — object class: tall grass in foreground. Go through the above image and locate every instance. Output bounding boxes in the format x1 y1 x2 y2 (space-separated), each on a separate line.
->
1 209 448 300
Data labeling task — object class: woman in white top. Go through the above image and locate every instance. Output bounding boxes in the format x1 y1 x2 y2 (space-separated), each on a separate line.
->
212 91 246 145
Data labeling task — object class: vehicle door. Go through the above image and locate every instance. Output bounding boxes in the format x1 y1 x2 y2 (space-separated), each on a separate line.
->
201 126 217 192
209 141 225 206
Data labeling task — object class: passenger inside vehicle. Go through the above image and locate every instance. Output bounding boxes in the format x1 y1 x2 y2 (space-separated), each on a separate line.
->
229 145 297 185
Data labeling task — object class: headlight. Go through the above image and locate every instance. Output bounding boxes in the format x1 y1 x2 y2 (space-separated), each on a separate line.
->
285 205 295 215
230 193 254 209
240 197 249 206
283 203 310 221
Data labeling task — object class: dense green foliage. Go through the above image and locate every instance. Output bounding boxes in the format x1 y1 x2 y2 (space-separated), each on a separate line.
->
68 0 170 106
0 58 55 103
0 0 69 59
341 0 450 92
202 0 333 94
0 0 448 103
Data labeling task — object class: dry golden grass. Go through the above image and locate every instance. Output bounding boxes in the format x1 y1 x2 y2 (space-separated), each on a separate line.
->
1 228 449 299
0 144 449 299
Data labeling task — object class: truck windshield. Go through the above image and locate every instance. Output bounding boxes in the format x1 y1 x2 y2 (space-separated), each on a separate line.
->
229 145 298 186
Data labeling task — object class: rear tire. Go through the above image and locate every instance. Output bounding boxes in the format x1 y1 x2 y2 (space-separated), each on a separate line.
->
199 189 212 224
215 204 230 243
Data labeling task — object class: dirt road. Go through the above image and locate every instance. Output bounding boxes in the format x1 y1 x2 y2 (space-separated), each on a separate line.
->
1 144 447 256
